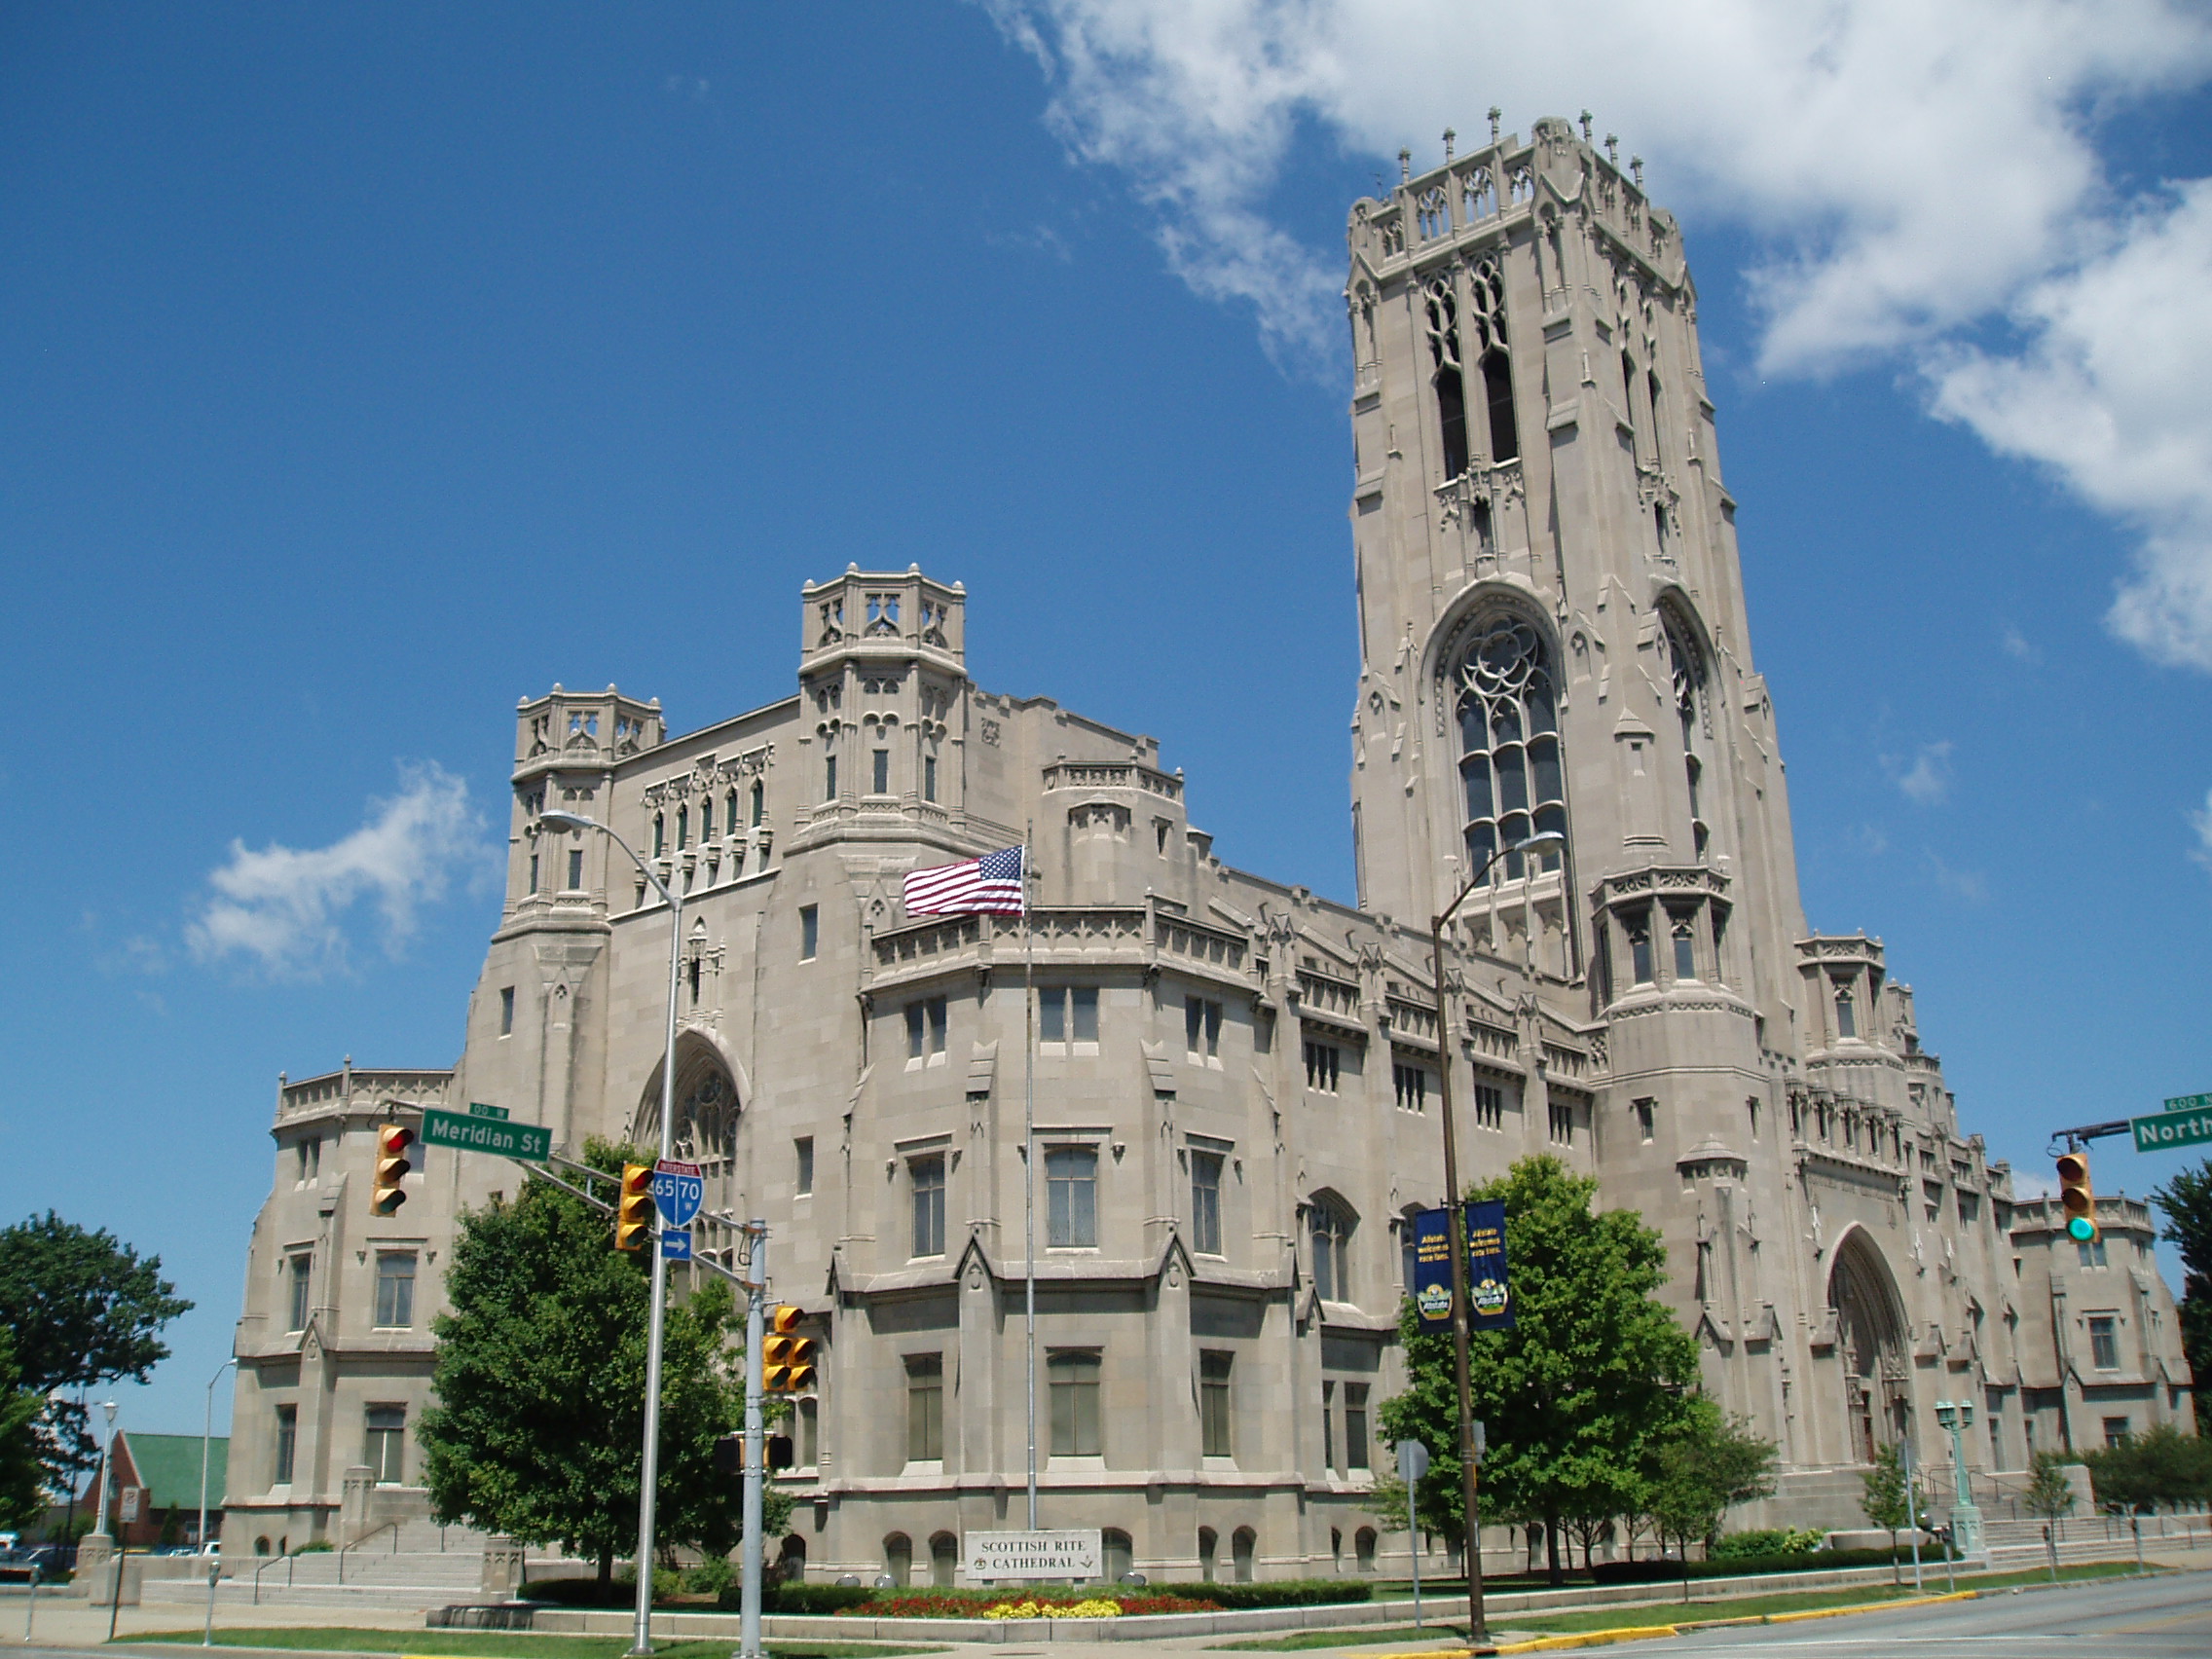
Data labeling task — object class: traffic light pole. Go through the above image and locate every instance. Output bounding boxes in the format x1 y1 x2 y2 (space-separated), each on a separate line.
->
739 1225 767 1659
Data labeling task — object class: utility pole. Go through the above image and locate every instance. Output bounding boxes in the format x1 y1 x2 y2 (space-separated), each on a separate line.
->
737 1224 768 1659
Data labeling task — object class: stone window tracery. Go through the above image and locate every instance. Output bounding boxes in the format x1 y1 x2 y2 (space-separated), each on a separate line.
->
1462 166 1495 222
1455 615 1567 880
1469 259 1518 461
1423 276 1468 480
1663 615 1710 860
1417 184 1449 240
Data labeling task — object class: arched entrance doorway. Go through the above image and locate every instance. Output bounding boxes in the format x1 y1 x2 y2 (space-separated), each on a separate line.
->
1827 1229 1909 1463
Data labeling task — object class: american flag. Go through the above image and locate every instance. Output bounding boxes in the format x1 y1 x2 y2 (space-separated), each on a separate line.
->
903 845 1026 915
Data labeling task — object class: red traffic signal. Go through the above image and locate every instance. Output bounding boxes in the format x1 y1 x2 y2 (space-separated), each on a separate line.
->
615 1164 654 1252
371 1124 415 1217
2056 1152 2098 1243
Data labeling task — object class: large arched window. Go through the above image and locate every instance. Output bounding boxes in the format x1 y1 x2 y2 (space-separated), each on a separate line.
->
1423 277 1468 480
1468 259 1518 461
1456 616 1567 880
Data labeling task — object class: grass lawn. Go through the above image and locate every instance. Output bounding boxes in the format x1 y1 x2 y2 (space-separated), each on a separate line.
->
129 1631 944 1659
1208 1560 2156 1649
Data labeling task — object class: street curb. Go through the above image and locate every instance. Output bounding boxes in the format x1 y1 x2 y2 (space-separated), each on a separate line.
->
1367 1587 1987 1657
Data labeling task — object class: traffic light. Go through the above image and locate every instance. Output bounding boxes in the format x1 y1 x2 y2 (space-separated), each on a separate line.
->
616 1163 654 1252
371 1124 415 1216
766 1434 794 1471
761 1306 817 1393
2056 1151 2098 1242
713 1432 743 1474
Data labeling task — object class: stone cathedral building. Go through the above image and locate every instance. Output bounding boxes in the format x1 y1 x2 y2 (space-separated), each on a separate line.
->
222 119 2193 1581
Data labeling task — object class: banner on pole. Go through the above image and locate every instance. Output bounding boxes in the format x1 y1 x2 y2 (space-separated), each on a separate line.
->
1411 1206 1455 1327
1463 1198 1514 1332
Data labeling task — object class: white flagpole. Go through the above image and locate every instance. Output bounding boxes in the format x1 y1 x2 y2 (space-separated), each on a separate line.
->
1023 828 1039 1530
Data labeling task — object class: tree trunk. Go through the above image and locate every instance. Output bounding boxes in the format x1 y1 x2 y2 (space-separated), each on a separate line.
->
598 1547 612 1589
1545 1511 1563 1586
1889 1530 1899 1586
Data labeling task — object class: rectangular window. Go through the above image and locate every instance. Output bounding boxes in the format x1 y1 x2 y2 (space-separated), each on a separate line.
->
794 1136 814 1197
799 904 819 961
567 848 584 890
2088 1314 2120 1371
1199 1351 1234 1457
287 1255 312 1332
923 755 938 802
1186 996 1222 1060
872 749 890 794
1958 1190 1980 1224
1834 984 1858 1038
2103 1416 2130 1450
1321 1381 1337 1472
1346 1383 1371 1471
905 996 947 1063
909 1153 946 1257
499 986 515 1036
274 1405 297 1485
905 1353 943 1462
1039 986 1098 1047
1392 1061 1428 1112
1628 910 1654 983
1048 1350 1101 1456
797 1396 819 1467
1046 1146 1098 1247
1191 1151 1224 1255
365 1405 406 1485
374 1252 416 1329
2078 1236 2109 1268
528 852 539 893
824 755 837 799
1549 1100 1574 1145
1473 1082 1503 1129
1304 1040 1341 1093
1635 1098 1655 1142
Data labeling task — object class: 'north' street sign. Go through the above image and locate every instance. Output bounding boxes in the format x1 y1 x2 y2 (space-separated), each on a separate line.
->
421 1106 552 1161
2133 1107 2212 1153
2163 1092 2212 1114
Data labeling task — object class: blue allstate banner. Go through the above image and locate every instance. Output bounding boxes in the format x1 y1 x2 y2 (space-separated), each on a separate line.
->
1463 1198 1515 1331
1412 1206 1455 1328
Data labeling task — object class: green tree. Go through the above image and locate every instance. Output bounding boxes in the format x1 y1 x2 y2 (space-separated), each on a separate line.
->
1376 1157 1702 1585
2152 1159 2212 1394
2082 1423 2212 1514
2021 1449 2079 1528
0 1331 49 1531
0 1212 192 1493
1860 1441 1910 1584
416 1140 790 1583
1641 1401 1778 1559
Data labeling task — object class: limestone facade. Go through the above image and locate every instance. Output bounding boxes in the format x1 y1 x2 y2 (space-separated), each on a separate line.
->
223 120 2193 1579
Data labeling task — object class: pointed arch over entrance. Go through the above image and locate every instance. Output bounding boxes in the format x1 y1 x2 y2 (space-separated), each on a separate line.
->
1826 1226 1909 1463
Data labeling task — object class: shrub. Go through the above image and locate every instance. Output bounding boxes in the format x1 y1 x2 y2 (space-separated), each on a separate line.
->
1141 1579 1370 1608
1591 1543 1953 1584
1708 1528 1823 1560
291 1540 333 1555
746 1581 875 1615
679 1555 734 1597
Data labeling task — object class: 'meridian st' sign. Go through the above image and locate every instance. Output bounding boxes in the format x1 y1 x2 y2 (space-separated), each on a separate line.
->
964 1530 1103 1582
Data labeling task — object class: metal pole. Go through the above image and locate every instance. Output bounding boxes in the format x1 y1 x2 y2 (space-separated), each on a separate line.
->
1428 916 1485 1643
24 1565 37 1641
1902 1433 1923 1592
203 1554 220 1646
628 860 683 1657
1022 832 1038 1531
737 1227 768 1658
200 1358 235 1567
92 1402 117 1552
2132 1512 2144 1575
1407 1483 1422 1630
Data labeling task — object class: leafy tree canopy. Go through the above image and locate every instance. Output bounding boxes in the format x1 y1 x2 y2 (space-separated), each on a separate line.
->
2081 1423 2212 1513
0 1331 49 1530
2021 1450 2079 1522
0 1211 193 1486
2151 1159 2212 1393
1375 1156 1702 1582
1642 1399 1777 1553
416 1139 789 1580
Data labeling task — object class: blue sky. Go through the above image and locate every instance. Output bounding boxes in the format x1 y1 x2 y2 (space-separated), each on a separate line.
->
3 3 2209 1438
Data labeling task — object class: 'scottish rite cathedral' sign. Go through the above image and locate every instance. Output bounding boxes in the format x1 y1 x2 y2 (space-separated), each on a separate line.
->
964 1530 1104 1581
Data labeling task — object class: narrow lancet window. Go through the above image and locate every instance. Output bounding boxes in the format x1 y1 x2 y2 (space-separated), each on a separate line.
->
1423 278 1468 479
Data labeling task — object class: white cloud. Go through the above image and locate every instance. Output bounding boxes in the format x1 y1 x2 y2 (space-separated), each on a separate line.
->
1890 741 1953 806
981 0 2212 655
2000 625 2038 663
2190 787 2212 872
188 764 489 977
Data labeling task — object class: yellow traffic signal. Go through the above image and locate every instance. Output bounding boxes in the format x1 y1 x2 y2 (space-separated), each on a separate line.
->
615 1163 655 1252
2056 1152 2098 1243
761 1305 817 1393
371 1124 415 1217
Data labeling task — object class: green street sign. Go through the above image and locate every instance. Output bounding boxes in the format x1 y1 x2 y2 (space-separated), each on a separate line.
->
2133 1107 2212 1153
422 1106 551 1161
2163 1091 2212 1114
467 1101 510 1120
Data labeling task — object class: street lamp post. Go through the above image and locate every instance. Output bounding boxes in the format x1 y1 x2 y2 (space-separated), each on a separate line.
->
1427 830 1563 1645
90 1399 120 1551
199 1358 236 1557
539 809 682 1658
1933 1400 1983 1561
